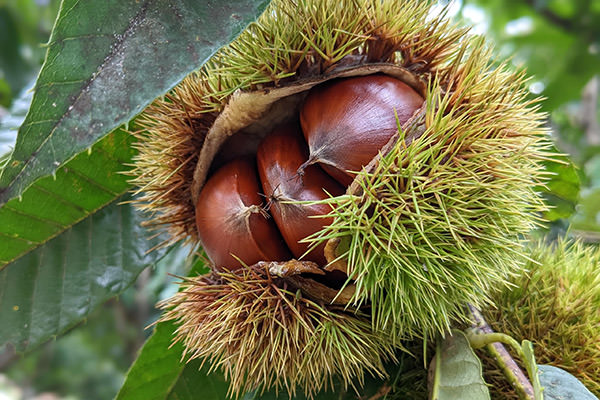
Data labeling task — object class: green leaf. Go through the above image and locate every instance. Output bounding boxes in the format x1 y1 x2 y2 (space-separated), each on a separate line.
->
0 128 135 267
0 195 167 352
429 330 490 400
167 359 230 400
0 0 270 206
538 365 598 400
117 319 231 400
115 321 187 400
538 150 580 222
572 187 600 233
116 257 211 400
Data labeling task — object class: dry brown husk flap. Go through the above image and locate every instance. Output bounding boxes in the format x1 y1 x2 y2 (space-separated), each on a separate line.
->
260 259 356 305
190 63 426 201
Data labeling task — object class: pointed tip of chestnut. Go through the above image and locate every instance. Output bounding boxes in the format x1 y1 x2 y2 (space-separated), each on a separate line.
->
300 74 424 185
195 157 291 270
257 124 344 265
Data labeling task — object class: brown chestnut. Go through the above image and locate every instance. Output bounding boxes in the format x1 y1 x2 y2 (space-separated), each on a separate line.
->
300 74 424 186
195 157 291 270
257 124 344 265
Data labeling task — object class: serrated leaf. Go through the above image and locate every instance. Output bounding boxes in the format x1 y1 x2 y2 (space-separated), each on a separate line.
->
0 195 167 352
538 365 598 400
429 330 490 400
0 127 135 268
0 0 270 206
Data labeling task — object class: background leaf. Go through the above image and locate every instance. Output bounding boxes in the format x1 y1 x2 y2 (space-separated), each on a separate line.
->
429 330 490 400
538 365 598 400
0 79 34 159
0 196 167 352
0 0 270 206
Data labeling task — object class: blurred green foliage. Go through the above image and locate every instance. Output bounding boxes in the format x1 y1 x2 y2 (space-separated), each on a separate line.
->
462 0 600 237
0 0 60 107
0 0 599 399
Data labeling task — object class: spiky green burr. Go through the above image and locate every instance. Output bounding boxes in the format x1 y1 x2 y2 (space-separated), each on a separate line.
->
484 239 600 397
130 0 554 396
159 264 396 398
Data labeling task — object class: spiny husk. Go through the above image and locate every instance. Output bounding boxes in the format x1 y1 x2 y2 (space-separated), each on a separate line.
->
309 44 551 340
159 264 397 398
131 0 554 395
129 0 468 246
483 239 600 397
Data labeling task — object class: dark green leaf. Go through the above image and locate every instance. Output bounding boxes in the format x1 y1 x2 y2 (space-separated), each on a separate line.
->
0 128 135 267
118 322 229 400
0 0 270 206
0 196 167 352
429 330 490 400
116 257 210 400
539 365 598 400
167 359 230 400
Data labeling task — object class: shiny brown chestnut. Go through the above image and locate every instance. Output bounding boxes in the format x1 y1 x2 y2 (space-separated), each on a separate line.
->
300 74 424 186
195 157 291 270
257 124 344 265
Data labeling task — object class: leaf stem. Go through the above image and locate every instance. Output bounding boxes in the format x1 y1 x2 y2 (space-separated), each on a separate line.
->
468 304 535 400
430 339 442 400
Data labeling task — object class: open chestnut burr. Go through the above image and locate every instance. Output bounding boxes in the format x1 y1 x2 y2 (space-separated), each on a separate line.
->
194 74 424 270
138 2 552 396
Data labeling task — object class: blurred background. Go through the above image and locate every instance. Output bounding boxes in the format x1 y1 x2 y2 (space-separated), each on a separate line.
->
0 0 599 398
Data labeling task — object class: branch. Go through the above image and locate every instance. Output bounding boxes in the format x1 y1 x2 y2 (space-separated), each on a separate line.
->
468 304 535 400
523 0 575 32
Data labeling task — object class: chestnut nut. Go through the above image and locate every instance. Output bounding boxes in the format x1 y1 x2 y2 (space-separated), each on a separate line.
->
300 74 424 186
195 74 423 270
257 124 344 265
195 157 290 270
